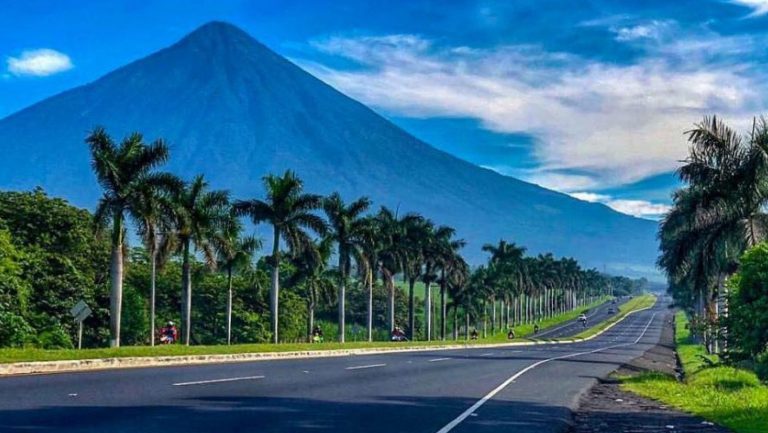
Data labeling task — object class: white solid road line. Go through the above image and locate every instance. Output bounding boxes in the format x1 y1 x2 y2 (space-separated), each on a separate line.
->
479 353 494 356
435 310 658 433
345 363 386 370
172 375 265 386
428 357 451 362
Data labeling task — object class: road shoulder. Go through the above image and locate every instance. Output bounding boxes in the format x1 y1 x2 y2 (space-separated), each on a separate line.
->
570 309 732 433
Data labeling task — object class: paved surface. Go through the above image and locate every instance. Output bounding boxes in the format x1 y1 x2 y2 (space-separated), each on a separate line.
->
0 300 664 433
532 298 626 339
573 308 732 433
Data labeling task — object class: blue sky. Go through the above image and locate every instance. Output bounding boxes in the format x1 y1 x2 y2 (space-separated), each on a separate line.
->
2 0 768 219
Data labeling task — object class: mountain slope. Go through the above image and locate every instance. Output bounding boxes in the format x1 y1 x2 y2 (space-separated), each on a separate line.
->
0 21 659 276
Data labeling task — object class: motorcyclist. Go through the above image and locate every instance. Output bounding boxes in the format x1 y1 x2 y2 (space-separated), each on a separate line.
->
533 324 540 334
579 314 588 328
470 329 479 340
311 325 324 343
160 321 178 344
507 328 516 340
391 326 406 342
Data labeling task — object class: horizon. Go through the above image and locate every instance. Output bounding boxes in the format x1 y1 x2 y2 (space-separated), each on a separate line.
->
4 1 767 220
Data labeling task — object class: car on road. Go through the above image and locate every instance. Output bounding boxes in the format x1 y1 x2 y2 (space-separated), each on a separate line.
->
608 307 615 314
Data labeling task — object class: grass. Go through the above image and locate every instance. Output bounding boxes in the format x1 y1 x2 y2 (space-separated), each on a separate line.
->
568 294 657 340
0 296 646 365
621 311 768 433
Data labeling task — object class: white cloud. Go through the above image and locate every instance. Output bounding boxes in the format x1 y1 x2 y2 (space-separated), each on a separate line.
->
729 0 768 16
570 191 671 219
298 33 764 191
7 49 73 77
613 20 673 42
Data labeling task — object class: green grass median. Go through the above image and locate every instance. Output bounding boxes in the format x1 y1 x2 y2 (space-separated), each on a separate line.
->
621 311 768 433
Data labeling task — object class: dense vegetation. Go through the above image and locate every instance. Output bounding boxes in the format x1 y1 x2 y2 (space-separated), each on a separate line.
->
658 116 768 374
0 128 648 349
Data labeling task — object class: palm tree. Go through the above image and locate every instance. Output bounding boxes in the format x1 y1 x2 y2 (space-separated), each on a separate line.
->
422 225 460 341
356 217 381 341
374 207 422 334
234 171 326 343
89 127 176 347
287 237 335 339
402 216 429 339
172 175 229 345
133 180 181 346
659 116 768 350
436 233 465 340
323 193 371 343
214 209 261 345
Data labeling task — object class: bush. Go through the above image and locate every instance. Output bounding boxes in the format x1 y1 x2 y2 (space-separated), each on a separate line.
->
727 243 768 356
756 351 768 382
35 326 74 349
0 311 34 347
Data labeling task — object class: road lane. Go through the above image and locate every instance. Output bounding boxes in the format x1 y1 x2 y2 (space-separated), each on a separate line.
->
0 299 665 433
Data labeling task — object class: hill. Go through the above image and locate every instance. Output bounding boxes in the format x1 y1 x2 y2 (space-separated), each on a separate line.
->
0 22 659 277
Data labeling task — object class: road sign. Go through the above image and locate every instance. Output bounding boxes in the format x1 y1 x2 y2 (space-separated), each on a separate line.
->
69 300 91 350
70 300 91 322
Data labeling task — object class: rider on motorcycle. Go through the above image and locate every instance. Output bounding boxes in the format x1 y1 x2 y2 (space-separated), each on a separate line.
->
579 314 588 327
160 321 178 344
311 325 324 343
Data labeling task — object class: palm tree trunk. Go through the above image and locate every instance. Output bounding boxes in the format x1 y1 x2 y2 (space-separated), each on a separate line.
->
464 310 470 341
150 246 157 347
440 273 447 340
491 297 496 335
270 227 280 344
182 239 192 346
338 254 346 343
452 307 458 340
367 267 373 342
307 300 315 342
408 276 415 340
226 266 233 345
424 281 432 341
109 218 124 348
387 272 396 334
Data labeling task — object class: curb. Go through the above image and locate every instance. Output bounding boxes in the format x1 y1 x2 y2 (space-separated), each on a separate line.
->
0 298 656 377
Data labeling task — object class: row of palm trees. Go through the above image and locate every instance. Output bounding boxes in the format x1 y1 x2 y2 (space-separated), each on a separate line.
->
89 127 615 347
659 116 768 352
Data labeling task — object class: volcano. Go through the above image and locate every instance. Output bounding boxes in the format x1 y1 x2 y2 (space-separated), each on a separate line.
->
0 22 659 276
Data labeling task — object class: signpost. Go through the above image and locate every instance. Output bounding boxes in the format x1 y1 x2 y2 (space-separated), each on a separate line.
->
69 300 92 350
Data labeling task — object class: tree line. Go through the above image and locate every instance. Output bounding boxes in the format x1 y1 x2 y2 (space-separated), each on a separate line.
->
0 127 646 348
659 116 768 375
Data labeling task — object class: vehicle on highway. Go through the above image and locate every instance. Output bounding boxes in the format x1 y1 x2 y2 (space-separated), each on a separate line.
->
159 321 178 344
579 313 588 327
608 307 615 314
391 326 407 342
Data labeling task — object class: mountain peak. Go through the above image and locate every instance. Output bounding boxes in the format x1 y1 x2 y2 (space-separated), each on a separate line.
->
177 21 267 54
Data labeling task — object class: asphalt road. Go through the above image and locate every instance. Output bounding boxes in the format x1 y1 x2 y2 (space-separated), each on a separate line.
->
532 297 627 339
0 298 668 433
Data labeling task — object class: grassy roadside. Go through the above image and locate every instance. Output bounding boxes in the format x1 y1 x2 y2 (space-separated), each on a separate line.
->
566 294 657 340
0 296 637 364
621 311 768 433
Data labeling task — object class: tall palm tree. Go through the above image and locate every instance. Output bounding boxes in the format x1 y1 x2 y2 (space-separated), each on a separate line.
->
214 210 261 345
374 207 422 334
287 237 335 339
234 171 326 343
323 193 371 343
402 216 429 339
89 127 176 347
356 216 381 341
133 180 181 346
435 229 465 340
172 175 229 345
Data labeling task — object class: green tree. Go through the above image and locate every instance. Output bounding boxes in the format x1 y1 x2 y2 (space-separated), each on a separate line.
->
171 175 229 345
234 171 326 343
213 210 260 345
88 127 176 347
322 193 371 342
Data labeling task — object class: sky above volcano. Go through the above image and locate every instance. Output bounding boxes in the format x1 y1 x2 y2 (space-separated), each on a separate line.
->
3 0 768 219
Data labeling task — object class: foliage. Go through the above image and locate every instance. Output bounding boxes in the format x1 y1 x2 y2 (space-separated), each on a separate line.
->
727 243 768 357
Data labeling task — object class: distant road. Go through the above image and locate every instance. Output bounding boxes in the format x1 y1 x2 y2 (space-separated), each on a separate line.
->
533 297 627 339
0 299 665 433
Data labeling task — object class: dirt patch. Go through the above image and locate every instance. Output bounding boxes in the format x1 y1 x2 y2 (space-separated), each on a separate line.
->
570 309 732 433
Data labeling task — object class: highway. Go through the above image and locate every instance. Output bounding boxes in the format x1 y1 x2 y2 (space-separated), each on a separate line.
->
532 298 625 339
0 299 667 433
